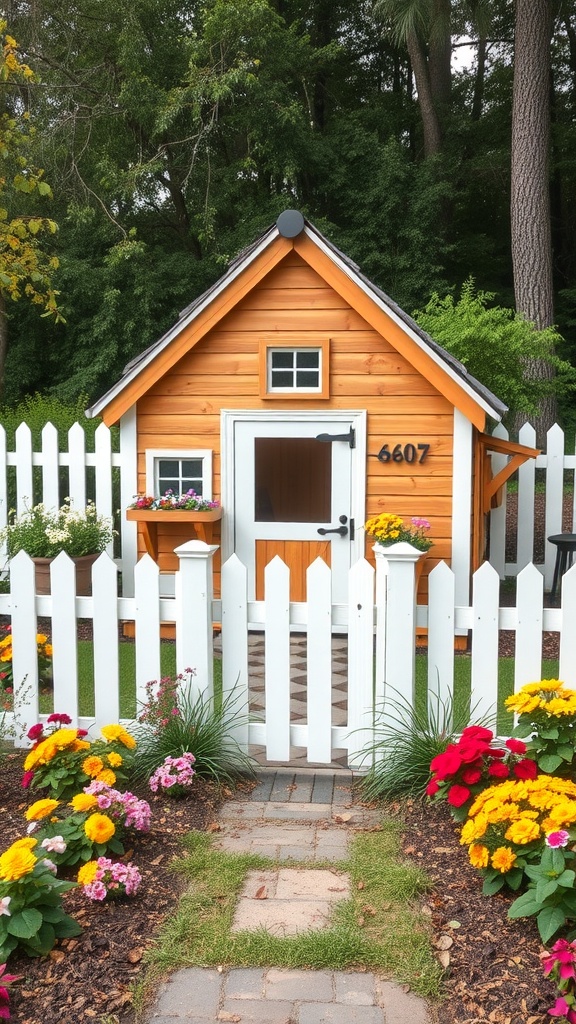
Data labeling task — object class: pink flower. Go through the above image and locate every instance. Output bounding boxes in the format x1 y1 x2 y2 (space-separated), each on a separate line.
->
0 899 10 918
548 996 576 1021
21 771 34 789
26 723 44 741
41 835 67 854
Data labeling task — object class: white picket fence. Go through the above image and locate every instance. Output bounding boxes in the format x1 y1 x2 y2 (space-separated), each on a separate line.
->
1 418 575 591
490 422 576 587
1 541 575 765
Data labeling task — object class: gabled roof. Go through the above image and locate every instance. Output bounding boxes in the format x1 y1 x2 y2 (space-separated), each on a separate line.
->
87 213 507 427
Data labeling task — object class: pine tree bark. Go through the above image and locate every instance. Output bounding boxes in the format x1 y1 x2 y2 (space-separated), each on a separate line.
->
510 0 557 440
406 31 442 157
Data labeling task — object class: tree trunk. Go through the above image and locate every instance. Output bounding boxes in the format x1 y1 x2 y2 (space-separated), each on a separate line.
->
428 0 452 108
406 31 442 157
510 0 556 440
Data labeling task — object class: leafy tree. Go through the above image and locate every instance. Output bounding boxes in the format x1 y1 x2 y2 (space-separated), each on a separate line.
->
413 280 575 422
0 20 62 395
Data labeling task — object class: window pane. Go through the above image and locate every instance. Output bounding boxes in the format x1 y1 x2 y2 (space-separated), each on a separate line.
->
271 351 293 369
296 370 319 387
296 351 319 369
271 370 294 387
158 478 179 494
182 460 203 477
159 460 179 477
255 437 331 522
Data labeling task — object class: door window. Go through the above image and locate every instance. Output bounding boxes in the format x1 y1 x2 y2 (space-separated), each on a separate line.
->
254 437 331 523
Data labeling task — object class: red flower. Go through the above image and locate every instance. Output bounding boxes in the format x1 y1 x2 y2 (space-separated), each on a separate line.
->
21 771 34 789
505 737 527 754
458 741 490 763
513 758 538 780
426 778 440 797
447 784 471 807
488 762 510 778
488 748 507 758
461 726 494 742
26 723 44 741
461 767 482 785
429 748 462 780
47 712 72 725
77 729 89 737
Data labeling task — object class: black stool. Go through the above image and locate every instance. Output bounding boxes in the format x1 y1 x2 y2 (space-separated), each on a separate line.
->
548 533 576 599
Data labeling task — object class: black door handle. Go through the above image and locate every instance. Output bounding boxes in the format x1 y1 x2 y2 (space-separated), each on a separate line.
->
317 525 349 537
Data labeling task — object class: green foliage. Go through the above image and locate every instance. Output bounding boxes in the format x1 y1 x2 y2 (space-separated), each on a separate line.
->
357 686 489 800
508 846 576 943
505 679 576 775
0 842 81 960
133 674 256 786
413 280 576 418
0 393 103 449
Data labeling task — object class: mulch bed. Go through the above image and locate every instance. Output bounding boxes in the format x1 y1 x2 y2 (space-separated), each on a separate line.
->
0 752 224 1024
401 797 558 1024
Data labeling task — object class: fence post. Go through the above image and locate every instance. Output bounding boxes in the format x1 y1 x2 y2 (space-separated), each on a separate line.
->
174 540 217 702
374 542 421 716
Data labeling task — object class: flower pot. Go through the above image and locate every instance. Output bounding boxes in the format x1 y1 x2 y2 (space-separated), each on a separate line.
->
33 553 100 596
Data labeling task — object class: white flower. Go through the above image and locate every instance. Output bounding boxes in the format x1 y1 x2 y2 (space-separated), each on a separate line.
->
26 821 39 834
41 835 67 854
42 859 57 874
0 897 11 917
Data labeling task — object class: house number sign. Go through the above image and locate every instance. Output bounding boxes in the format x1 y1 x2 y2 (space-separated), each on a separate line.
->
373 443 430 464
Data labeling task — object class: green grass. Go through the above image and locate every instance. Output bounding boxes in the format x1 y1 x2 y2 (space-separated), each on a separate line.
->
133 821 444 1016
39 645 224 719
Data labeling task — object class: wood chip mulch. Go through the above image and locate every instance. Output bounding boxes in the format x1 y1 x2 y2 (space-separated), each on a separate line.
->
0 752 224 1024
401 797 558 1024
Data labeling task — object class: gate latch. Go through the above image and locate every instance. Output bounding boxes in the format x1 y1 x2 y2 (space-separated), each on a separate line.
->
315 427 355 448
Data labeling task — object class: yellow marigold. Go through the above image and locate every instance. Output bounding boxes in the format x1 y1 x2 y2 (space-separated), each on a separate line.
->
23 737 57 770
53 728 79 749
505 693 541 715
44 644 53 657
504 818 541 845
460 816 488 845
0 845 37 881
520 679 563 695
491 847 517 873
468 844 490 869
546 697 576 716
82 755 104 778
96 769 116 786
485 803 520 825
70 793 98 812
84 813 115 844
25 798 60 821
101 724 136 749
70 740 91 752
11 837 37 850
107 751 123 768
77 861 99 885
36 634 48 645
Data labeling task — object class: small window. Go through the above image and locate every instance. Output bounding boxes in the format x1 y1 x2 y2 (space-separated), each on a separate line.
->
145 449 213 499
259 339 329 399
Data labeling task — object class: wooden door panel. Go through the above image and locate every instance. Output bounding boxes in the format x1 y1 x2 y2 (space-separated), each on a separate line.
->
255 540 330 601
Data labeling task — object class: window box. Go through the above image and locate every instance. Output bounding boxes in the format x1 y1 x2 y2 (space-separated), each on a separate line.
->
126 507 223 559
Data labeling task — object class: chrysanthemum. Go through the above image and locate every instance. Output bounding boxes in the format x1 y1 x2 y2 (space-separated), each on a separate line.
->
0 844 37 881
77 861 99 886
96 769 116 786
25 798 60 821
84 813 115 844
491 847 517 873
82 755 104 778
468 844 489 869
70 793 98 812
107 752 123 768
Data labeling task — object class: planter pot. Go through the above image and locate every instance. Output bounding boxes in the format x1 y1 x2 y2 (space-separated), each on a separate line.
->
33 553 100 596
126 507 222 559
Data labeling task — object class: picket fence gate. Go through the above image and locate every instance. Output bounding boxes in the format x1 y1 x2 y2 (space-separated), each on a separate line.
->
1 541 575 766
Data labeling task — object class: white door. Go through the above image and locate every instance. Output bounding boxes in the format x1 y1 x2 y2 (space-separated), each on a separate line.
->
232 415 361 603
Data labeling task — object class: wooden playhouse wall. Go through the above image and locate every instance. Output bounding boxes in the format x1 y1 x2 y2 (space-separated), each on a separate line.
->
134 251 456 595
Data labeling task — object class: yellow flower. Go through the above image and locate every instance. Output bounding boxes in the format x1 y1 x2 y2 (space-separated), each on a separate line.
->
12 837 37 850
77 861 99 885
25 798 60 821
0 844 37 881
23 737 57 770
82 755 104 778
460 816 488 845
70 793 98 812
101 724 136 750
491 847 517 873
468 844 489 869
70 740 91 752
504 818 541 845
53 728 79 749
84 813 115 844
107 752 123 767
96 769 116 786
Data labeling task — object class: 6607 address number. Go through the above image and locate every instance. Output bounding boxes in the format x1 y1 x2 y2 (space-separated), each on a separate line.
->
375 443 430 464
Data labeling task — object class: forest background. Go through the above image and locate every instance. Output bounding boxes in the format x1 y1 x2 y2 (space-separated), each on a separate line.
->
2 0 576 439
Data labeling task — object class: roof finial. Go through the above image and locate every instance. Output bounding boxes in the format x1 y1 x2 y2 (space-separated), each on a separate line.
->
276 210 305 238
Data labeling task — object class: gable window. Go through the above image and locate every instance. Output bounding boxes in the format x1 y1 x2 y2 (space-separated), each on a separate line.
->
145 449 213 499
259 338 329 399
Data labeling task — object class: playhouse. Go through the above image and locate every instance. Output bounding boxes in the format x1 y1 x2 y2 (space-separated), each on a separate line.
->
88 210 538 610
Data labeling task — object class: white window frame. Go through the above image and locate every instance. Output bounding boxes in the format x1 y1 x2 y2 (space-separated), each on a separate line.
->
145 449 213 499
267 347 323 393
